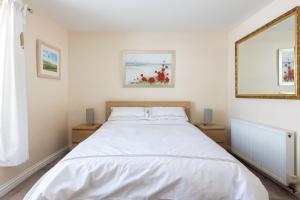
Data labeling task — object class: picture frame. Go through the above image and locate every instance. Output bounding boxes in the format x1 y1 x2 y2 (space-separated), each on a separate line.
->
36 40 61 79
123 50 176 88
278 48 295 86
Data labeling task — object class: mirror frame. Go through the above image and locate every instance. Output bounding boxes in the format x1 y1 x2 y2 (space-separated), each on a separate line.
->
235 7 300 99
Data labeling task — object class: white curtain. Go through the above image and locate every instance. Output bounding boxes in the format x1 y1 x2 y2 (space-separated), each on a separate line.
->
0 0 28 166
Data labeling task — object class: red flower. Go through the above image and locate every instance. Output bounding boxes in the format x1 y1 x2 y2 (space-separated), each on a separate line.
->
142 77 147 81
162 64 165 67
287 67 294 81
165 66 168 69
165 77 170 83
158 72 165 81
162 68 165 72
148 77 155 83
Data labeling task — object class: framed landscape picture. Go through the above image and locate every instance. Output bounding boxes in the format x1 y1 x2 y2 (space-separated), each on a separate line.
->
37 40 61 79
278 48 295 86
123 50 176 88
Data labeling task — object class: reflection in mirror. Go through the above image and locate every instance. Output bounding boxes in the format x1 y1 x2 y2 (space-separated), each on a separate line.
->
236 8 298 99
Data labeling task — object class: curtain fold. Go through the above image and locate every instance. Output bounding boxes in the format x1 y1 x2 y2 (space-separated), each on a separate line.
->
0 0 28 166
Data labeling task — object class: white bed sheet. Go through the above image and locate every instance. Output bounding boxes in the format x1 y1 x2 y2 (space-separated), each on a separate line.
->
25 121 268 200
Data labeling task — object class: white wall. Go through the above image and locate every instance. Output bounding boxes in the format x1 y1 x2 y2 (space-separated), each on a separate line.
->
68 32 228 141
228 0 300 180
0 5 69 185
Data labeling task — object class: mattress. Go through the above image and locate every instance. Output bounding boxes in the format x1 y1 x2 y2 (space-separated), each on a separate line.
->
24 121 268 200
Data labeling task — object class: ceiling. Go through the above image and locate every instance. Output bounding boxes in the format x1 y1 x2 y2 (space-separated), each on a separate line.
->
27 0 275 32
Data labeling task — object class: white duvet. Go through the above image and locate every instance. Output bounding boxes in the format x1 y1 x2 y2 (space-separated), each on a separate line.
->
25 121 268 200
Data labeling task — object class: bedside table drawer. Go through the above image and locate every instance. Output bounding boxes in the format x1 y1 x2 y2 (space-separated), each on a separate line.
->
217 142 227 149
72 130 94 143
203 130 226 142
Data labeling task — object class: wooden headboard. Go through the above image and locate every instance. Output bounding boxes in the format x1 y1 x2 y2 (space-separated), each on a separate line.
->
105 101 191 121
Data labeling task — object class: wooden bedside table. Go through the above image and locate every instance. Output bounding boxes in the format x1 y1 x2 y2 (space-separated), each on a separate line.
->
72 123 101 146
195 124 228 150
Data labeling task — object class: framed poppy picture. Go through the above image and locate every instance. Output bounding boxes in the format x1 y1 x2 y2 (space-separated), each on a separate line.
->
278 48 295 86
36 40 61 79
123 50 175 88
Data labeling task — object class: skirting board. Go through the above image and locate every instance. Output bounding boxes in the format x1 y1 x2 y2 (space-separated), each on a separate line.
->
0 146 69 198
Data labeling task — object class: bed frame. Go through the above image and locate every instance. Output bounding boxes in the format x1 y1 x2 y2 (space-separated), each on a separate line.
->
105 101 191 121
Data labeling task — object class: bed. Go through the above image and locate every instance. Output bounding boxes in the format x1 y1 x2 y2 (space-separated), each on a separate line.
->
25 101 268 200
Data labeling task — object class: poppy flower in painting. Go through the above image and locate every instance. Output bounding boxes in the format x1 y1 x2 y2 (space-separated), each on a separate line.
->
148 77 155 83
165 77 170 83
158 73 165 81
165 66 168 69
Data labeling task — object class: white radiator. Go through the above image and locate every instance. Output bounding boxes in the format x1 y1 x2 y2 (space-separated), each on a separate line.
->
231 119 295 186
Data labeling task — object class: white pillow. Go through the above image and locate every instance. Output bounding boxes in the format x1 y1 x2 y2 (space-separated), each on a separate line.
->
108 107 147 121
108 116 149 121
150 107 188 121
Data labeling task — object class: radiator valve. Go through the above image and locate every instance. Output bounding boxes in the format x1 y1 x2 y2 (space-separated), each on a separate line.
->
289 175 298 185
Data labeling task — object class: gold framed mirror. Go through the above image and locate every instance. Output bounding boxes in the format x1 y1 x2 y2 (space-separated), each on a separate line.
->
235 7 300 99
